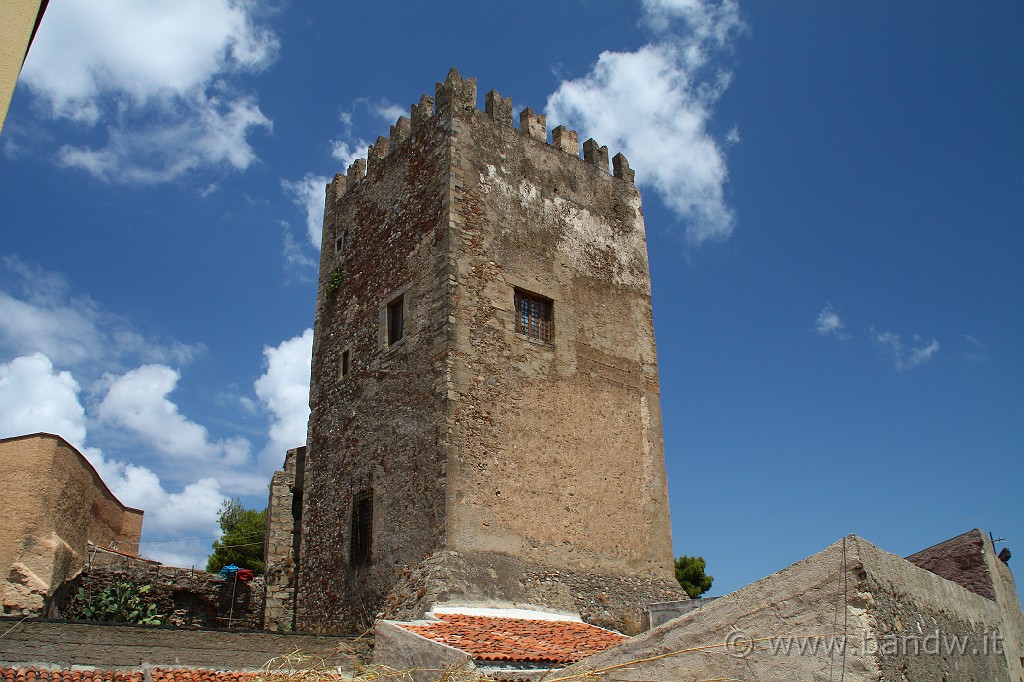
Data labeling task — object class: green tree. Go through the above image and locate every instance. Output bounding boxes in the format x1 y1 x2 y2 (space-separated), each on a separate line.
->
206 498 268 574
674 555 714 598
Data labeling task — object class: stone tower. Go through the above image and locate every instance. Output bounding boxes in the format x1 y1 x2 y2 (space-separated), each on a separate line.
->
285 69 684 634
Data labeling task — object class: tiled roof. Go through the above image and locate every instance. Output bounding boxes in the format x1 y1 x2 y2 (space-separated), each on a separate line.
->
397 614 627 664
151 671 257 682
1 669 143 682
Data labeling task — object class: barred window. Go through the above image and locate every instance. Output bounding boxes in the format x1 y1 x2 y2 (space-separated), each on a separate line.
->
350 491 372 566
515 290 553 342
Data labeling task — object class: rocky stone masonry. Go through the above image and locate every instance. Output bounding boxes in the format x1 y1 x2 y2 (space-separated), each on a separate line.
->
262 447 303 631
290 68 684 635
906 528 996 600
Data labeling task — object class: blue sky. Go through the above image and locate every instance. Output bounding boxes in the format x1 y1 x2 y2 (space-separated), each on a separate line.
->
2 1 1021 601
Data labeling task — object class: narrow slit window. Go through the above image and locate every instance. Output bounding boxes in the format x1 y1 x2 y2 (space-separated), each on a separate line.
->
340 349 350 378
387 295 404 346
515 290 553 342
350 491 372 566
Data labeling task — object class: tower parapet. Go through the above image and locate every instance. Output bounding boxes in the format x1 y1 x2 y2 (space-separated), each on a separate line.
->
484 89 513 126
325 67 635 203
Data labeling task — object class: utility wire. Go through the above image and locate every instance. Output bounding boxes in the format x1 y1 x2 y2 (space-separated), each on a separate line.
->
139 531 266 544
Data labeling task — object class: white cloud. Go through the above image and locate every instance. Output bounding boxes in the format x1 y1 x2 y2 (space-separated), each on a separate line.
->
115 467 225 538
330 140 370 171
641 0 744 47
289 99 403 259
282 224 318 274
871 329 940 371
0 352 226 566
96 364 252 468
254 329 312 467
0 353 87 447
0 257 202 376
328 98 401 170
57 94 271 183
281 174 331 250
0 290 106 369
814 303 848 339
20 0 277 183
546 0 743 244
964 334 989 363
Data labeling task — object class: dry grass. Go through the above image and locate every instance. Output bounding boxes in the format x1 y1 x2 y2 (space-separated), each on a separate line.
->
249 633 777 682
252 637 487 682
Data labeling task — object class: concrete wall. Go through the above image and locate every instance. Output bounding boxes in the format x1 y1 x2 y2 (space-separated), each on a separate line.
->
0 0 45 134
563 535 1023 682
373 620 473 682
984 534 1024 682
1 434 144 615
0 618 364 671
295 69 682 634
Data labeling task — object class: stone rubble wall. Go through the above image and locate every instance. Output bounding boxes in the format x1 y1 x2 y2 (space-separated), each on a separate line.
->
51 559 264 630
263 447 303 632
906 528 996 600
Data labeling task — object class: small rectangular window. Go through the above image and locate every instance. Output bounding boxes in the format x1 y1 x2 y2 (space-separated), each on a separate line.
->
335 228 348 256
340 349 350 378
387 295 404 346
350 491 372 566
515 290 553 342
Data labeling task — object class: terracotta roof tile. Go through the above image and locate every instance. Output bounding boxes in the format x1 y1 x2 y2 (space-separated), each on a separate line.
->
0 671 144 682
397 614 627 664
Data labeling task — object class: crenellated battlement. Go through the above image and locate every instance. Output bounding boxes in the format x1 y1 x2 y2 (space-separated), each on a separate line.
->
327 68 636 201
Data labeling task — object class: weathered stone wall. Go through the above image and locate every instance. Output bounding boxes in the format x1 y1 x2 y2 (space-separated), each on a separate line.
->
907 528 996 599
390 550 683 635
1 433 143 615
984 533 1024 682
442 85 676 592
53 559 264 630
0 0 44 135
296 83 454 632
263 447 303 631
295 69 682 635
904 528 1024 679
0 618 365 670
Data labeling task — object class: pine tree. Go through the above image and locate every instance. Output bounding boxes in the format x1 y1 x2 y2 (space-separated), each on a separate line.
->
674 555 714 598
206 499 267 574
